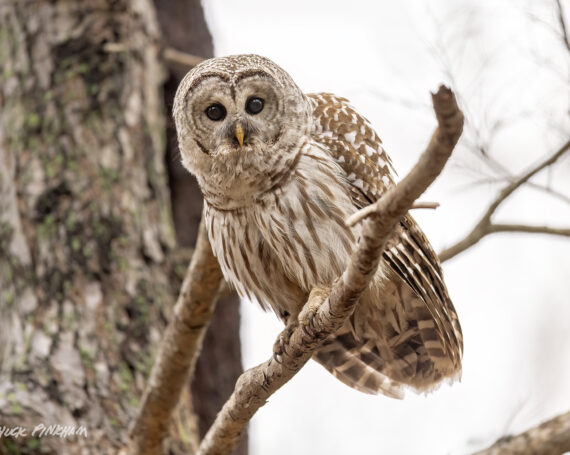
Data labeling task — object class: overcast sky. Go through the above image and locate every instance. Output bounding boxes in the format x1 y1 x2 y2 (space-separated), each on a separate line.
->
202 1 570 453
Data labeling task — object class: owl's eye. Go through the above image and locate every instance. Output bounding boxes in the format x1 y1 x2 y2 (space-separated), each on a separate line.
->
245 97 264 115
205 103 226 121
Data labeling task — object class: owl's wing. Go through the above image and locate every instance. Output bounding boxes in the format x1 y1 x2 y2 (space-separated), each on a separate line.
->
308 93 463 389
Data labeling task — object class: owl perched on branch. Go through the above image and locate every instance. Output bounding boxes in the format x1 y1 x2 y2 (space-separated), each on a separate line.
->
174 54 463 398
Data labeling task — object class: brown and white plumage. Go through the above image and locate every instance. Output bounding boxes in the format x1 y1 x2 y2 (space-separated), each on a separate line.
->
309 93 462 395
173 54 463 398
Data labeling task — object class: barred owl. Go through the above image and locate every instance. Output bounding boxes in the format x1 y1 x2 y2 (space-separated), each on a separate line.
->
174 54 463 397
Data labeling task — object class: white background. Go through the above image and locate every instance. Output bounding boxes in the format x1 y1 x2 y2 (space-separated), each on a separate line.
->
202 1 570 453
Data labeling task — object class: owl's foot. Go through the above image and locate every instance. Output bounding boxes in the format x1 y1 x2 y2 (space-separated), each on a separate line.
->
298 286 330 328
273 321 297 364
272 287 330 364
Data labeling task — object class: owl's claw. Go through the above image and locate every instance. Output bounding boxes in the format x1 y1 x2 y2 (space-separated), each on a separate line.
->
272 287 329 364
298 286 330 329
273 321 298 364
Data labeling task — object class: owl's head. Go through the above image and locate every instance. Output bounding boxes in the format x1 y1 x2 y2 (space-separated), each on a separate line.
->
173 54 311 209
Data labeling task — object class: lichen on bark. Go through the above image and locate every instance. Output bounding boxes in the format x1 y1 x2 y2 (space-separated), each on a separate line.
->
0 1 184 453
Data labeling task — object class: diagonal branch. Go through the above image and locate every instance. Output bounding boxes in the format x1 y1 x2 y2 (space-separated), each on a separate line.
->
472 410 570 455
439 137 570 262
128 220 224 455
196 86 464 455
459 177 570 206
514 180 570 206
555 0 570 55
489 224 570 237
484 138 570 218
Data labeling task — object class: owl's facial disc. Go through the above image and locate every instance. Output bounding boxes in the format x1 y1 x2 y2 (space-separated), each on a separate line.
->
174 55 311 208
182 74 285 158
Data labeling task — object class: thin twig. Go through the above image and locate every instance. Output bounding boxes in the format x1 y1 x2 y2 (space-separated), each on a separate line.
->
484 138 570 218
472 410 570 455
128 220 223 455
555 0 570 54
196 85 464 455
518 180 570 206
102 42 127 53
347 201 440 225
103 42 205 68
411 201 440 210
164 48 205 68
460 177 570 206
439 138 570 262
489 223 570 237
345 203 380 226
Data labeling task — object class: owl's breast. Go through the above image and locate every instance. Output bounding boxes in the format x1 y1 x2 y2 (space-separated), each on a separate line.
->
204 143 359 318
204 202 307 318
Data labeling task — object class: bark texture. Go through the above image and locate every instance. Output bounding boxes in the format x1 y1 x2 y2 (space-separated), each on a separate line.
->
130 220 223 455
0 0 180 453
153 1 247 454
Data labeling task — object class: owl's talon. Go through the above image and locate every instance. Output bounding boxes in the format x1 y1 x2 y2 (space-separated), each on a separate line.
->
298 286 330 328
272 322 297 363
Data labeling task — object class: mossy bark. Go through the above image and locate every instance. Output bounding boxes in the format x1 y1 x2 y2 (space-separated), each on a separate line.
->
0 0 190 453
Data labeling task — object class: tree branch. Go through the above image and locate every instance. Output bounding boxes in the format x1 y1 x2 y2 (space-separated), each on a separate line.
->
439 137 570 262
473 410 570 455
348 200 439 226
489 223 570 237
411 201 440 210
103 42 205 69
196 86 464 455
163 48 205 68
128 220 224 454
555 0 570 55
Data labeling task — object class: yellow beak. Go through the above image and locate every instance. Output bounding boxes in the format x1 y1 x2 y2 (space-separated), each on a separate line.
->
235 123 244 147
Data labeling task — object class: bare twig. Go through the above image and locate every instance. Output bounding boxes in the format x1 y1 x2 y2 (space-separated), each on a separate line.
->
102 42 128 53
473 410 570 455
196 86 464 455
489 224 570 237
164 48 205 68
411 201 440 210
103 42 205 68
439 138 570 262
129 220 223 455
460 177 570 206
484 138 570 215
515 180 570 206
555 0 570 54
348 201 440 226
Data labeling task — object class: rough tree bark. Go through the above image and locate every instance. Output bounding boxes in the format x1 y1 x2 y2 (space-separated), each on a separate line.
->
152 1 247 453
0 0 191 453
129 220 223 455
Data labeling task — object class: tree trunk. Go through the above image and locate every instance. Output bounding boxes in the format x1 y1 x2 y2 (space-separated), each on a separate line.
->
153 2 247 454
0 0 184 453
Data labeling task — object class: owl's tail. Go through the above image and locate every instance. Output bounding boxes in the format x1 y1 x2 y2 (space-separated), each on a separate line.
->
312 329 405 398
312 274 462 397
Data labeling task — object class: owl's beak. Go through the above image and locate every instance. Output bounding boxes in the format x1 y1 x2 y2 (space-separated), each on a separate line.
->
235 122 244 147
